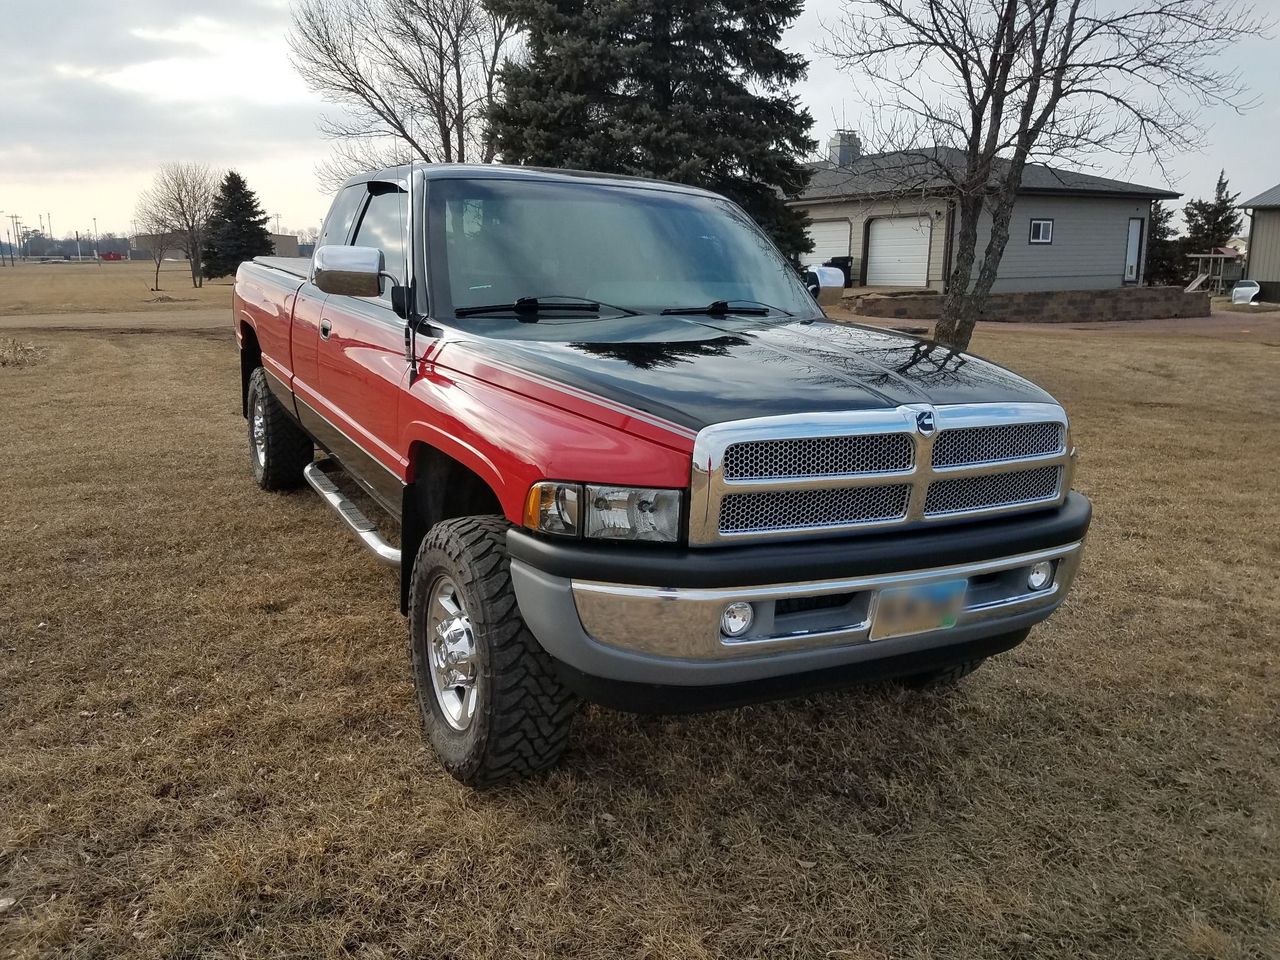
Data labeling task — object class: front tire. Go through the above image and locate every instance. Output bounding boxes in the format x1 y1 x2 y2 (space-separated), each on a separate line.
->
408 516 577 788
246 367 312 490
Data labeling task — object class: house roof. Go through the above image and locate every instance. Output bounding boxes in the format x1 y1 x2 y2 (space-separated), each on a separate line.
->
796 146 1179 204
1241 183 1280 209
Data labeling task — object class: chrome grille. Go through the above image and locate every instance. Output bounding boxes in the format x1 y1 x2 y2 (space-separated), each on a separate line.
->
925 466 1062 516
690 403 1073 545
720 485 911 534
932 422 1064 467
723 433 913 480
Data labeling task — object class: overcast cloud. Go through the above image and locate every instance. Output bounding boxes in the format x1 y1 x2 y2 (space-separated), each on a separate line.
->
1 0 1277 238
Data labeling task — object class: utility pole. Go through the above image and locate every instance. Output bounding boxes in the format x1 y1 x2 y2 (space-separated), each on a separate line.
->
273 212 281 235
0 211 5 266
93 217 99 260
5 228 13 267
48 212 53 240
75 230 82 261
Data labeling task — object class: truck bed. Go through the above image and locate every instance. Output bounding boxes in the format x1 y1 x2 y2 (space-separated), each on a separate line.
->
252 256 311 279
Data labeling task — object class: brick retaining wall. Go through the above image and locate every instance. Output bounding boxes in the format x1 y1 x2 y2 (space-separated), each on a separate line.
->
845 286 1210 323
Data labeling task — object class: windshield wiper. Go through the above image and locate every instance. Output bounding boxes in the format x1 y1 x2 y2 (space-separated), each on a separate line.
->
454 295 637 318
660 299 790 317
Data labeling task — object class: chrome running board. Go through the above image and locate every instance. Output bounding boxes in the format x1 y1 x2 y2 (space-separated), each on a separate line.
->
303 461 402 567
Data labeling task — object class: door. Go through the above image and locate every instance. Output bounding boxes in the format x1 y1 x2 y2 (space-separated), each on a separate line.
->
1124 217 1144 284
311 182 412 510
806 220 852 264
866 216 931 287
291 182 366 400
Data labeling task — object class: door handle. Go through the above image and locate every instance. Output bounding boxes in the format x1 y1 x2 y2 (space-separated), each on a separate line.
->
320 318 332 340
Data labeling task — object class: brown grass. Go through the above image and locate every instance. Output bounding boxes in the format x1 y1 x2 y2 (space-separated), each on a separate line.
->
1 314 1278 959
0 338 44 368
0 260 232 317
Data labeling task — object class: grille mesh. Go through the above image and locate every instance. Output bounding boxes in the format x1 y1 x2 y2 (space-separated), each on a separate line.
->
723 433 913 481
720 484 911 534
931 422 1064 468
924 466 1062 516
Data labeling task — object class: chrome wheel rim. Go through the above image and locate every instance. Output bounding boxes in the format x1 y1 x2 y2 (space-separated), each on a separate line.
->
426 574 478 731
251 396 267 468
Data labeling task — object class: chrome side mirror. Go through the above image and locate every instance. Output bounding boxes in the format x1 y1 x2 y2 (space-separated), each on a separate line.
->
805 265 846 306
313 245 384 298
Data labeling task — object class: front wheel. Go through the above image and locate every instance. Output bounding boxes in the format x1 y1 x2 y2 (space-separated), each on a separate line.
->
408 516 578 788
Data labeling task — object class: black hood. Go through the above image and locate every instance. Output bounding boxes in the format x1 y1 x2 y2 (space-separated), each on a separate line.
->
444 314 1055 433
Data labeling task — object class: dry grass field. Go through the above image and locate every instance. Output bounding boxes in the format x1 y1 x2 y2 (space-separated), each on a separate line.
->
1 307 1278 959
0 260 232 317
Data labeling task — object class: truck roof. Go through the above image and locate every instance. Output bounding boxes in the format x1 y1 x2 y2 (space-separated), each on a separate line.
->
338 162 725 200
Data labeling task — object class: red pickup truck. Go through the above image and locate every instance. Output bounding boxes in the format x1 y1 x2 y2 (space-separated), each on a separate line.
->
234 164 1091 787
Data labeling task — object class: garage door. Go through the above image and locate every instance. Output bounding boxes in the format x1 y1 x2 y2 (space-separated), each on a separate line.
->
866 216 931 287
806 220 852 263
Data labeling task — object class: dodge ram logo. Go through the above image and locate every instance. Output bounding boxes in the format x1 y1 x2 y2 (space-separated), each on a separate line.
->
915 410 936 435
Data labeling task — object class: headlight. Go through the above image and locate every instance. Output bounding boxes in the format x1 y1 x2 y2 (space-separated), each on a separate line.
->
524 481 581 537
524 482 682 542
584 485 681 542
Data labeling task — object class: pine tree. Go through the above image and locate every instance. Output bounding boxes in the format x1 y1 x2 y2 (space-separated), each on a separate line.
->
1183 170 1242 254
485 0 816 260
202 171 274 279
1144 200 1185 286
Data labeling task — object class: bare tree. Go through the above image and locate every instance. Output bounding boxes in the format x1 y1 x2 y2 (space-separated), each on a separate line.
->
821 0 1266 350
289 0 519 184
132 206 176 292
137 162 219 288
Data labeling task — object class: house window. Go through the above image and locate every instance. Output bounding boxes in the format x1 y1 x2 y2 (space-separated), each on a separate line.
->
1029 219 1054 244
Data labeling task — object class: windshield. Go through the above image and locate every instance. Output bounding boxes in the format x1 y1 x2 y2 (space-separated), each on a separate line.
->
425 177 818 319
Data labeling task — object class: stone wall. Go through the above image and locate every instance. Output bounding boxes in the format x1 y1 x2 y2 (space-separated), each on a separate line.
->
845 286 1211 323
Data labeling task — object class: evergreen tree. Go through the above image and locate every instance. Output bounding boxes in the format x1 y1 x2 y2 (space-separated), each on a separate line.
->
1145 200 1185 286
1183 170 1242 254
202 171 274 279
485 0 816 260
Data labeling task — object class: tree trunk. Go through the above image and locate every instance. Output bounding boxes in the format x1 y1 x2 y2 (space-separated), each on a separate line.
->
154 258 162 291
935 194 982 348
934 183 1020 352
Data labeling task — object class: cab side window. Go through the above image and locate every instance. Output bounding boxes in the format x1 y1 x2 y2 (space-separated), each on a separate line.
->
318 185 366 248
351 186 408 302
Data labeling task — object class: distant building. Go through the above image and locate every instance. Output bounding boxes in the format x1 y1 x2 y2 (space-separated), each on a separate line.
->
270 233 300 257
131 233 186 260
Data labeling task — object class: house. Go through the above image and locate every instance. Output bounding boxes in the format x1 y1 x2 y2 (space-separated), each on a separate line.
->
792 132 1179 292
1241 183 1280 301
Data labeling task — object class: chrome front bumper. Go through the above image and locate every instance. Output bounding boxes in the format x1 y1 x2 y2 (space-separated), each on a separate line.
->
570 542 1083 660
509 537 1086 687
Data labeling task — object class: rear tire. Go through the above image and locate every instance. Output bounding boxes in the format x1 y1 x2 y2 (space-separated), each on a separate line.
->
408 516 577 788
246 367 312 490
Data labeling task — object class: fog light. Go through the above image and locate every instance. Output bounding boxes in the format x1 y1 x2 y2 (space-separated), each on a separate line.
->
1027 561 1055 591
721 601 755 638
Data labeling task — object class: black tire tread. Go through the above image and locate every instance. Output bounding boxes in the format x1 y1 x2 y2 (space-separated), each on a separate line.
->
409 516 576 788
247 367 312 490
900 657 985 690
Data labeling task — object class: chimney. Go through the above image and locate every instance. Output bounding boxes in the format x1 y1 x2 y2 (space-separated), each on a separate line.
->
828 130 861 168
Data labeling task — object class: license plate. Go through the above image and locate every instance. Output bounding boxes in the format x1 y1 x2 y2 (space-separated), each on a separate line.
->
869 579 968 641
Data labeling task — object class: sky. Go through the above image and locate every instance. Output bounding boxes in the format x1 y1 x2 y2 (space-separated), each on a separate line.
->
1 0 1278 240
